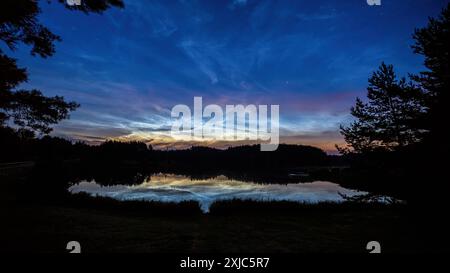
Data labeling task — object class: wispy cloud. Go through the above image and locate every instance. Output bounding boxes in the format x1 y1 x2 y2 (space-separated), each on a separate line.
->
180 40 220 84
17 0 441 153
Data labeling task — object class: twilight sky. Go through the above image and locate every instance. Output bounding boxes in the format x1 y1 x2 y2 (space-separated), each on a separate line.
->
8 0 448 153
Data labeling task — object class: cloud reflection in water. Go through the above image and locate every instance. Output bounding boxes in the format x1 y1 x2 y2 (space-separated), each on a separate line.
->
69 174 366 213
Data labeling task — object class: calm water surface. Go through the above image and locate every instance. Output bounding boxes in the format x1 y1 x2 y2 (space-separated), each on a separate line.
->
68 174 370 212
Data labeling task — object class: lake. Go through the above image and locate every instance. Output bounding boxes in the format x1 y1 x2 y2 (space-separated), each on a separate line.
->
68 173 372 213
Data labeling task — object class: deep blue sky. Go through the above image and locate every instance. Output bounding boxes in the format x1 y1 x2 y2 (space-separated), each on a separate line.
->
7 0 449 152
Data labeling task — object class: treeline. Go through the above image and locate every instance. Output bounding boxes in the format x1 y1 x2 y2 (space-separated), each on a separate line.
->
153 144 330 172
0 125 334 171
0 126 149 163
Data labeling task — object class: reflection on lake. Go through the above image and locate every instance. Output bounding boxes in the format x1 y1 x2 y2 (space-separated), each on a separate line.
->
69 174 368 213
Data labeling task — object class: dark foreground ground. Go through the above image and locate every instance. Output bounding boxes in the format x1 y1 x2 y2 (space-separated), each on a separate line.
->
1 175 447 253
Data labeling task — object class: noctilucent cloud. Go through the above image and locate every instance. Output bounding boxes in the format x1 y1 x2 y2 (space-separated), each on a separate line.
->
8 0 448 153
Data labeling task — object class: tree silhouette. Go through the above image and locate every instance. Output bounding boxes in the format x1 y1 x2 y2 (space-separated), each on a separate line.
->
340 3 450 154
0 0 123 135
339 63 427 153
411 3 450 150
